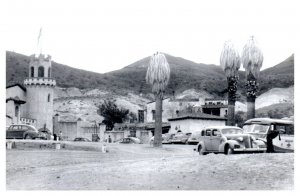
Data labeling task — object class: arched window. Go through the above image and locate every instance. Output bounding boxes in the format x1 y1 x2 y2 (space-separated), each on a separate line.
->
38 66 44 77
48 67 51 78
30 67 34 77
15 106 19 117
47 94 50 102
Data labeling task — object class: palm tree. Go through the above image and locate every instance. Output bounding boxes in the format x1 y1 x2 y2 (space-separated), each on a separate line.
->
241 36 263 119
146 52 170 147
220 40 241 126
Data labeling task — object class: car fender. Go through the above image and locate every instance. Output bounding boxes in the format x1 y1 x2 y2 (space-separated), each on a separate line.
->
222 140 239 151
25 131 38 139
196 141 206 152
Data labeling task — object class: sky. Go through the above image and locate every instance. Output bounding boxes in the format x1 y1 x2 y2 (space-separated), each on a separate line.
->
2 0 297 73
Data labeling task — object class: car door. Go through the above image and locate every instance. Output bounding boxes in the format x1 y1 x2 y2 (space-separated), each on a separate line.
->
21 125 29 138
210 129 222 152
204 129 212 151
10 126 20 139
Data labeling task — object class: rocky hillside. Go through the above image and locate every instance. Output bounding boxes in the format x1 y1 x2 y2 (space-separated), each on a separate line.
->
52 85 294 123
6 51 294 99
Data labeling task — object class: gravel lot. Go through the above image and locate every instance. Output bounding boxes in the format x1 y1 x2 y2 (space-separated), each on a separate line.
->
6 143 294 190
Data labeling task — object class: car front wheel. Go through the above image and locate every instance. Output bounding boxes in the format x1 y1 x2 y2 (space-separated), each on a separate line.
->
225 146 234 155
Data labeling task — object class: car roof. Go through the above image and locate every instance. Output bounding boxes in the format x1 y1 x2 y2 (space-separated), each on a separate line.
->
204 126 242 130
244 118 293 125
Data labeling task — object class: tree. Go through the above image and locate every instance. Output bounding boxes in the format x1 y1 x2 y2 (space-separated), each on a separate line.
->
146 52 170 147
235 111 246 128
98 100 129 130
242 36 263 119
220 40 241 126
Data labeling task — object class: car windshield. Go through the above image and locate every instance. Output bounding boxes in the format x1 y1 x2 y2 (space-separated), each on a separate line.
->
221 128 243 135
243 124 269 134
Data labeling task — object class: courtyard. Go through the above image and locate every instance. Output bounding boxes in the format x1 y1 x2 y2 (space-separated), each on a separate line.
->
6 142 294 190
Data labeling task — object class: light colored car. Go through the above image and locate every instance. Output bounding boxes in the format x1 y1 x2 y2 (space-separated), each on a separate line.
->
170 132 192 144
194 126 266 155
187 131 202 145
149 133 174 145
118 137 141 144
74 137 91 142
243 118 294 153
6 124 47 140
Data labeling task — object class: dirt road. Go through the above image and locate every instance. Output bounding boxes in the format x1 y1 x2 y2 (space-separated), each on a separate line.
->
6 143 294 190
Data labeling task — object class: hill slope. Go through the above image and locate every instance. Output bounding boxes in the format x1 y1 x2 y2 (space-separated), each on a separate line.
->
6 51 294 98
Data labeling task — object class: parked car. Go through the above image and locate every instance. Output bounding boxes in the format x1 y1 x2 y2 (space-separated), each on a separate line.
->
117 137 141 144
243 118 294 153
187 131 202 145
170 132 192 144
6 124 47 140
74 137 91 142
194 126 266 155
38 128 53 140
149 133 175 145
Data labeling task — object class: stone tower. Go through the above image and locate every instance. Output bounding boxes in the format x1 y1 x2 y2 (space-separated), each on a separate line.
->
23 54 56 133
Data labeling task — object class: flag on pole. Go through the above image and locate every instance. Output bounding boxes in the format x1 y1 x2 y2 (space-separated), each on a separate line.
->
37 27 43 54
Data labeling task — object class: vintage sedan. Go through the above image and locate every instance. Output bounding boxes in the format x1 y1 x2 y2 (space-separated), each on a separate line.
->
170 132 192 144
243 118 294 153
6 124 47 140
149 133 175 145
74 137 91 142
194 126 266 155
117 137 141 144
187 131 202 145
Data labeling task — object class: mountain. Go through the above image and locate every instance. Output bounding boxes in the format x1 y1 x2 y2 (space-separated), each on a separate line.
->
6 51 294 99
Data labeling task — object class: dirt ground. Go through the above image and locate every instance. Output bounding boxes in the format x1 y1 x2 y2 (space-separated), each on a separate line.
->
6 143 294 190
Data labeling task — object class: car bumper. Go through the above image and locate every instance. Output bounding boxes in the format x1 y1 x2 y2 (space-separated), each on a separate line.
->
234 148 266 153
170 140 185 143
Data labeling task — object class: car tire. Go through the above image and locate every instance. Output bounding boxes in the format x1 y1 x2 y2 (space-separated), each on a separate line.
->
225 146 234 155
198 145 206 155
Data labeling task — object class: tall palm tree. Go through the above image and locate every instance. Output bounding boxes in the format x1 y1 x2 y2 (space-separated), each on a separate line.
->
220 40 241 126
241 36 263 119
146 52 170 147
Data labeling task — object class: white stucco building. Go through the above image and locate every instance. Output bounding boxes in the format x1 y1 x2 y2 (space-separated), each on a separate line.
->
146 98 202 123
168 113 226 134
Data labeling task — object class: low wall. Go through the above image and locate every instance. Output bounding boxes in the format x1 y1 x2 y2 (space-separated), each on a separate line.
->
6 139 103 151
104 130 152 144
53 117 106 141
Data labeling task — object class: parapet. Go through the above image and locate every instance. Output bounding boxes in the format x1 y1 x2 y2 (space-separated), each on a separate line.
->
30 54 52 63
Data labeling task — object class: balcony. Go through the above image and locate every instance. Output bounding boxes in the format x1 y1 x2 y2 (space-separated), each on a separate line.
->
24 77 56 86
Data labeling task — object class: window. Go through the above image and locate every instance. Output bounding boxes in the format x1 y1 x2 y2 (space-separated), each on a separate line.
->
15 106 19 117
48 67 51 78
12 126 19 131
206 129 211 136
30 67 34 77
152 110 156 120
38 66 44 77
21 126 29 131
138 110 144 123
48 94 50 102
212 129 220 136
